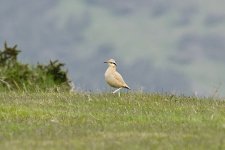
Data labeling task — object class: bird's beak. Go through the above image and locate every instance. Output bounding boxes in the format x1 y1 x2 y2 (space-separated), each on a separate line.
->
104 61 107 63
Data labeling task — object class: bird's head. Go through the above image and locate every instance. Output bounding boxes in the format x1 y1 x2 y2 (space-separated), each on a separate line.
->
104 58 117 67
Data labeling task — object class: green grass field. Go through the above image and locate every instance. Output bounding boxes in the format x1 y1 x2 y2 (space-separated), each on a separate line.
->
0 92 225 150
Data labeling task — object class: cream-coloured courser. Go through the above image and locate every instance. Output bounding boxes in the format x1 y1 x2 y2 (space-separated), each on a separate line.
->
104 59 130 94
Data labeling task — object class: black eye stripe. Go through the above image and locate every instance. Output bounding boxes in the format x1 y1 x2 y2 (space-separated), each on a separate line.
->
110 62 117 66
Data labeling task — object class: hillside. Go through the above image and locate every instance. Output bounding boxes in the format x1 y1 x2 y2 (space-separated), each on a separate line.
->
0 92 225 149
1 1 225 96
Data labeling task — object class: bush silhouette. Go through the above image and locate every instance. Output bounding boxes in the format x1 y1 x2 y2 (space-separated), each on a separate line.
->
0 42 72 91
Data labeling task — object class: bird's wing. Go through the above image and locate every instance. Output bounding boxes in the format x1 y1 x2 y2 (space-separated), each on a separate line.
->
113 71 128 87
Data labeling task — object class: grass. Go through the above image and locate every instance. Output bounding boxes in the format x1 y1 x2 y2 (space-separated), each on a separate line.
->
0 92 225 150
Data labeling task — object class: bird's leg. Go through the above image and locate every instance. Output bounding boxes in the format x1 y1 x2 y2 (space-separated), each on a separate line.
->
112 87 122 94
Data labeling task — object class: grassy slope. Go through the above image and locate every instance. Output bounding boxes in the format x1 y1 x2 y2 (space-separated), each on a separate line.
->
0 92 225 150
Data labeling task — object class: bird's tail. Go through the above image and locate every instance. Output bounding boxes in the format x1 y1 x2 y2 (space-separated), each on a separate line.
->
124 85 131 90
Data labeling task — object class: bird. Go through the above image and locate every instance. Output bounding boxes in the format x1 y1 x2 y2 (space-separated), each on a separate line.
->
104 58 130 95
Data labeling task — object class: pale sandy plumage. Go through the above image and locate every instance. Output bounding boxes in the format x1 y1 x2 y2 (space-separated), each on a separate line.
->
104 59 130 93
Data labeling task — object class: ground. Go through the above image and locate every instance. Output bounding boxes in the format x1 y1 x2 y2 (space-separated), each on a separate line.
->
0 92 225 150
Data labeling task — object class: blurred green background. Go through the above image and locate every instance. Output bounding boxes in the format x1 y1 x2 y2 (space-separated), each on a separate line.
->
1 0 225 96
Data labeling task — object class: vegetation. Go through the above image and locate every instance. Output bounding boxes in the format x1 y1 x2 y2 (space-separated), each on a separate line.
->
0 92 225 150
0 42 71 92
